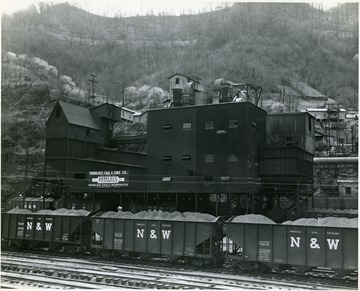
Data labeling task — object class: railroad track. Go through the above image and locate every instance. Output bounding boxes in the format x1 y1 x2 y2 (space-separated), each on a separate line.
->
1 250 356 290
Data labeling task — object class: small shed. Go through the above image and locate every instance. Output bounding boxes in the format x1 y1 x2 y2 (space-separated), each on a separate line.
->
337 178 358 197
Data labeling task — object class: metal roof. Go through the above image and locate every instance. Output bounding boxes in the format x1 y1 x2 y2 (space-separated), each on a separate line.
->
58 101 100 130
167 73 201 83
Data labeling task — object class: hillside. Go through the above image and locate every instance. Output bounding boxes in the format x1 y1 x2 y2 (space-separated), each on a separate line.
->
1 2 359 200
2 3 358 103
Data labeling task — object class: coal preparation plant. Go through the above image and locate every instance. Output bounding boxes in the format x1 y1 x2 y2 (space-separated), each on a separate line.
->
10 76 316 222
3 75 358 281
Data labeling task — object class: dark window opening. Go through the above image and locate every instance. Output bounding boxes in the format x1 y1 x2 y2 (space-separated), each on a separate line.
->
74 173 85 179
205 154 214 163
229 154 238 162
229 120 238 128
163 156 172 164
163 124 173 132
205 121 214 130
86 129 95 137
346 187 351 195
182 155 191 160
183 123 191 131
204 176 213 186
175 78 180 84
55 107 61 118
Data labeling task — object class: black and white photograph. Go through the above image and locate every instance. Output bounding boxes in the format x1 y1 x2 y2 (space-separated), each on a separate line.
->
1 0 358 289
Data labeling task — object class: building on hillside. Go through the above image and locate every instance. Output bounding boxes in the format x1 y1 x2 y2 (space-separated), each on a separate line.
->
168 73 205 106
337 178 358 197
291 81 326 99
303 108 346 122
133 111 148 124
277 85 302 99
113 103 141 123
120 107 138 123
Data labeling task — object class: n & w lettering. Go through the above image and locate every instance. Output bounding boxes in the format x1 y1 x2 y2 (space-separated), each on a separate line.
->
137 229 144 238
161 230 171 239
27 222 33 230
327 239 340 250
45 223 52 231
290 237 300 248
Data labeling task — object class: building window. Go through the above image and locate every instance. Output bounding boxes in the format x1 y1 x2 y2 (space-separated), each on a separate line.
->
345 187 351 195
183 123 191 131
229 120 238 128
175 78 180 84
182 155 191 160
55 107 61 118
205 121 214 130
163 124 172 132
86 129 95 137
204 154 214 163
163 156 172 164
204 176 213 186
229 154 238 162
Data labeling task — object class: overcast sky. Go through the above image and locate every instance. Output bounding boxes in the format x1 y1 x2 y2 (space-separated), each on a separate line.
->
0 0 351 17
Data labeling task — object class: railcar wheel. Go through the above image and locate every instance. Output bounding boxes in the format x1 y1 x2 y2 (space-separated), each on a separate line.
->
98 249 113 258
48 243 61 251
255 263 271 273
189 258 205 267
231 260 242 268
63 246 77 254
213 258 225 268
10 240 29 249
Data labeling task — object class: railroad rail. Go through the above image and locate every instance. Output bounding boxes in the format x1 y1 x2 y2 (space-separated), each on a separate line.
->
1 250 356 290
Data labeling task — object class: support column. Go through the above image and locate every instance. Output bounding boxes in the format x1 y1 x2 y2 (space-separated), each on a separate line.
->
195 193 198 212
215 194 219 216
92 193 95 211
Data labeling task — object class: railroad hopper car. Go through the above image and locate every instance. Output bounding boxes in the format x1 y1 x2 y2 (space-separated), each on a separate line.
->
91 211 224 266
9 197 54 212
223 215 358 276
1 208 91 253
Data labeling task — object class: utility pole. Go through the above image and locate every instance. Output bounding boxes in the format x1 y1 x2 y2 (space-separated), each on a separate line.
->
88 74 97 104
122 83 125 106
351 126 354 153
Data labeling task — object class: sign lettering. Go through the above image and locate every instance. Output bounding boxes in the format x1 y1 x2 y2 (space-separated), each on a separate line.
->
162 230 171 239
150 230 157 239
135 228 172 240
290 236 301 248
137 229 144 238
327 239 340 250
88 170 129 188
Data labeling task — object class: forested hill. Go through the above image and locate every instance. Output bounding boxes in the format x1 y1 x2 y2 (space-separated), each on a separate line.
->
1 2 358 107
0 2 358 200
